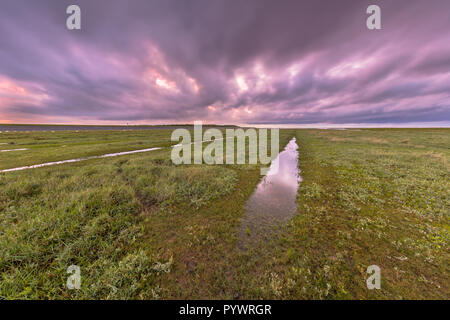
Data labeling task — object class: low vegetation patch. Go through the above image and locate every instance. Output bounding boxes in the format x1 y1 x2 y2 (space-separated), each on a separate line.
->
0 128 448 299
272 129 449 299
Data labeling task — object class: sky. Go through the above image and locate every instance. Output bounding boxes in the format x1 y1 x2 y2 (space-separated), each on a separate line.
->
0 0 449 126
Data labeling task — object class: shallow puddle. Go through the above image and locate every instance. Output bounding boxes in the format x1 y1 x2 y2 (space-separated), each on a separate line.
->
0 148 28 152
238 137 301 248
0 147 162 173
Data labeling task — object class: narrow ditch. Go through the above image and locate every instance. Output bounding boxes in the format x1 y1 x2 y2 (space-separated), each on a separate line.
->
237 137 302 249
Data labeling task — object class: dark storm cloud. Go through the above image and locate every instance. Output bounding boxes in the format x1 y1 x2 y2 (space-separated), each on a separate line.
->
0 0 449 124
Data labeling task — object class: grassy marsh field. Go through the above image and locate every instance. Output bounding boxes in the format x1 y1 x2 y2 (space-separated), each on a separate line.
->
0 128 448 299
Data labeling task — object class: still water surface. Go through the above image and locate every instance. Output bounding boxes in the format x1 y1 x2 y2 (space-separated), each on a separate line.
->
238 137 301 248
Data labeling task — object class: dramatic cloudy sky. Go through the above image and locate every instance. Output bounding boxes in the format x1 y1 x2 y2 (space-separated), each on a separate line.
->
0 0 449 125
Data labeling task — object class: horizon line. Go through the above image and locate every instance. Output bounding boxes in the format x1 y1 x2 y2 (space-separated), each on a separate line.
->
0 121 449 129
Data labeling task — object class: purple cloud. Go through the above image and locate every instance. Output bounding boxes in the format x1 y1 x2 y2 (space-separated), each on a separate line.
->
0 0 449 125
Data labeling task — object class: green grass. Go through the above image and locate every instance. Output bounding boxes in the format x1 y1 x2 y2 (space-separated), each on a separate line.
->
277 129 449 299
0 128 448 299
0 130 174 170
